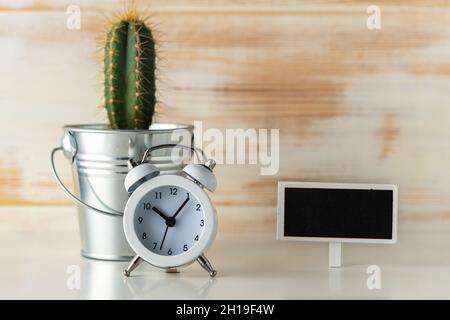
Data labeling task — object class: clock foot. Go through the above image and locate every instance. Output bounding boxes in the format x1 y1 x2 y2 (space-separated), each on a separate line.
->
197 254 217 277
165 267 179 274
124 255 142 277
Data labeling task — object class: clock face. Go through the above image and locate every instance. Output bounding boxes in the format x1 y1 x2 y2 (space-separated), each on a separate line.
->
134 185 205 256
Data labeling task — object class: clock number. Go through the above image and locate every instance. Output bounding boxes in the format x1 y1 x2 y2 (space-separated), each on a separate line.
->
137 217 143 224
196 204 201 211
168 248 173 255
170 187 178 195
194 235 199 241
183 244 188 252
143 202 151 210
186 192 190 199
142 232 147 240
153 242 157 249
155 192 162 199
200 219 204 227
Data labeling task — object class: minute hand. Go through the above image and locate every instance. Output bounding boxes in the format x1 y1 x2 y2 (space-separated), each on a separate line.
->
172 198 190 219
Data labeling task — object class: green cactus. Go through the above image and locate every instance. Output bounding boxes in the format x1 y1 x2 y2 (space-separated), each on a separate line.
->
104 17 156 129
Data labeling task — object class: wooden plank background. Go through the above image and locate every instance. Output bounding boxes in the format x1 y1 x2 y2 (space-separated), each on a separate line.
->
2 0 450 232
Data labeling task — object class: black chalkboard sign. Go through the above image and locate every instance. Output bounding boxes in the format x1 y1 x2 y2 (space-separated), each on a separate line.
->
277 182 397 243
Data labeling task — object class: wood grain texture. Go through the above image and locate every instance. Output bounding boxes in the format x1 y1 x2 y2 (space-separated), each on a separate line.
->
2 1 450 231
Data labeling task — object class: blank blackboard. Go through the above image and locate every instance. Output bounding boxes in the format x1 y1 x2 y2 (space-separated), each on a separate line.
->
278 182 397 243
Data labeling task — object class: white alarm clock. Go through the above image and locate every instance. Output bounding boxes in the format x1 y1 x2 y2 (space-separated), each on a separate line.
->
122 145 218 277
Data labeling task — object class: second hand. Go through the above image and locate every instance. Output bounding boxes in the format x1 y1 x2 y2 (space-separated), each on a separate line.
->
159 226 169 251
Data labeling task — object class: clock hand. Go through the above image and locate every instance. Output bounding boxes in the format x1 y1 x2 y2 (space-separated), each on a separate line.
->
153 206 177 227
152 207 169 222
172 197 190 219
159 226 169 251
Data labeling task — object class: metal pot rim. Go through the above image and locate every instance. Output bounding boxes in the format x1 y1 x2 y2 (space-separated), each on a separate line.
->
63 123 194 134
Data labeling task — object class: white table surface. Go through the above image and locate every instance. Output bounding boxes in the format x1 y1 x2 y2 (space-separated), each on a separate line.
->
1 206 450 299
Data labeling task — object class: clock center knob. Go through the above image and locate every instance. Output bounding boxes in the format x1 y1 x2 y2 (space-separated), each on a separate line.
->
166 217 176 227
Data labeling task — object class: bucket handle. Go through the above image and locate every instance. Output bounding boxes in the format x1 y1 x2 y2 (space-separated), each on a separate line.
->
50 144 207 217
50 147 123 217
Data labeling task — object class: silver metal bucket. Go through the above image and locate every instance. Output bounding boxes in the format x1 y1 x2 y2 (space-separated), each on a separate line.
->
51 124 194 261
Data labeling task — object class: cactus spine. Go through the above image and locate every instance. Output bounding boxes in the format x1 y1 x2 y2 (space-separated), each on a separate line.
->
104 17 156 129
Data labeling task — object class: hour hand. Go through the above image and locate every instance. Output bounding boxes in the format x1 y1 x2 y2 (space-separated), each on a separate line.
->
152 206 169 222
